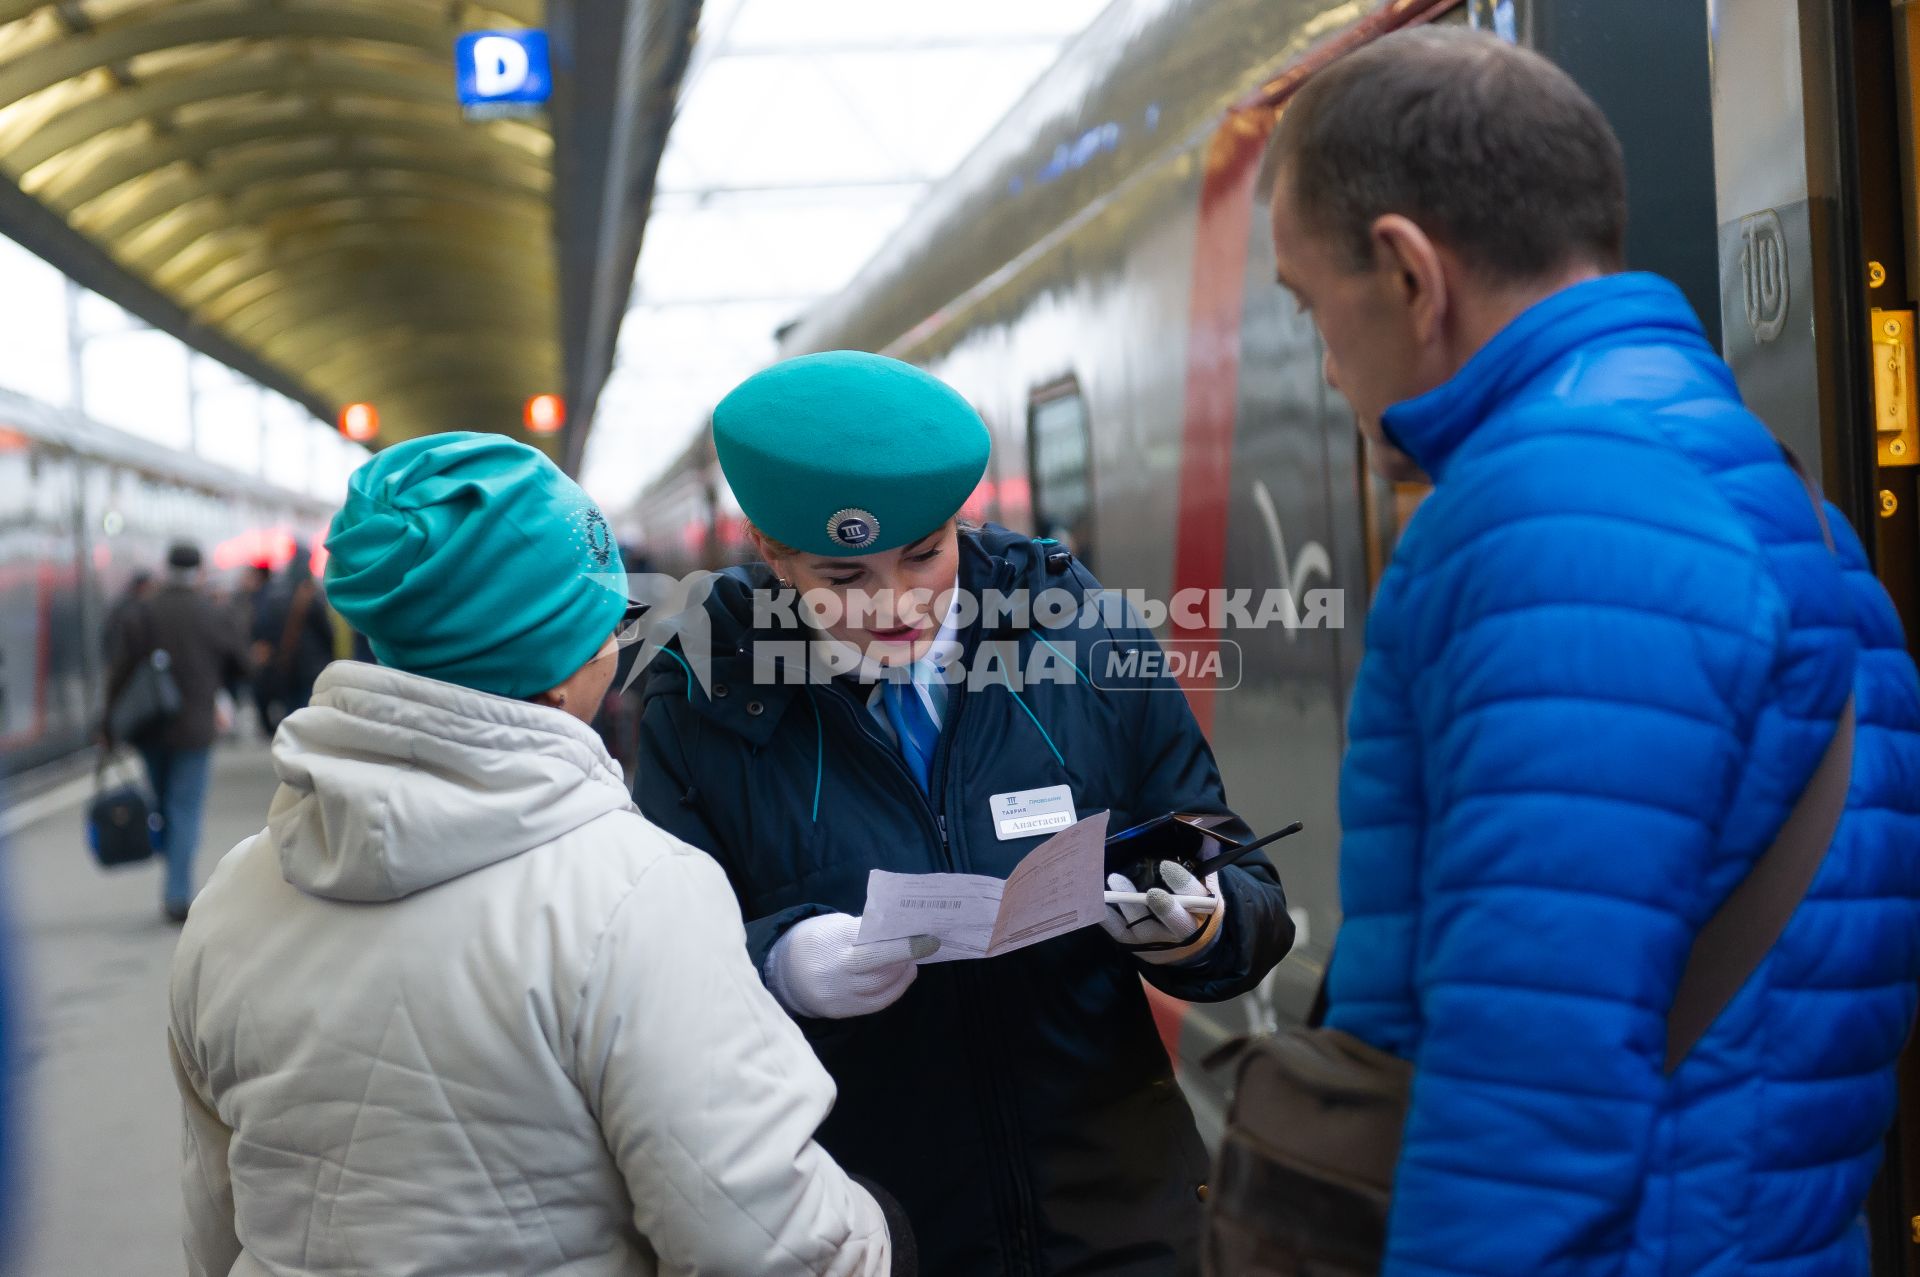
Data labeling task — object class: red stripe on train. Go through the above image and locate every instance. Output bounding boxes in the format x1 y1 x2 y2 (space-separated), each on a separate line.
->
1168 116 1270 735
1166 0 1462 736
1144 982 1193 1065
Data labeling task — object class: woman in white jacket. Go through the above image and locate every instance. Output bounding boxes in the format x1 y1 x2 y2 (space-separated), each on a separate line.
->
168 432 907 1277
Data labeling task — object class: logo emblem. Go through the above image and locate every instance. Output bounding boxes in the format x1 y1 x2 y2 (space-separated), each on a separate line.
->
827 508 880 550
1740 209 1790 344
581 508 614 568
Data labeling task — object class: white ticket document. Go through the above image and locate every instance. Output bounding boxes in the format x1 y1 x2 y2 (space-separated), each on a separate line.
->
856 810 1111 962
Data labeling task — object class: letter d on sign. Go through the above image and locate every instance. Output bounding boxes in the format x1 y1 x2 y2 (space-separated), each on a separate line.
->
473 34 529 97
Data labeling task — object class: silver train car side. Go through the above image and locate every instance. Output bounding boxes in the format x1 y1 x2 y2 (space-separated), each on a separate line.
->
631 0 1920 1258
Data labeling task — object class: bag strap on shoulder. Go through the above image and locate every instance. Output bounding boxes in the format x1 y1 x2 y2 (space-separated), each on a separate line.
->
1663 695 1854 1071
1663 446 1854 1072
1782 444 1839 554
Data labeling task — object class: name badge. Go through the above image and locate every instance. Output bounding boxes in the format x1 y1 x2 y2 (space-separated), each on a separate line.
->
990 784 1078 841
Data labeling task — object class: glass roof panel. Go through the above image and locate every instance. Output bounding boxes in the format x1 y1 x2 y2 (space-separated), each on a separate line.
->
583 0 1111 511
723 0 1115 47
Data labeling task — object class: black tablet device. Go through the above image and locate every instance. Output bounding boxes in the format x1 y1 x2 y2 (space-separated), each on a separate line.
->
1103 813 1304 888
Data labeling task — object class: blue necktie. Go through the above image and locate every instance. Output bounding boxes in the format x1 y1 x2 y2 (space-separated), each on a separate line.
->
882 678 940 794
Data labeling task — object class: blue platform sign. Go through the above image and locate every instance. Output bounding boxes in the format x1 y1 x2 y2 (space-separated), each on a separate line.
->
456 30 552 118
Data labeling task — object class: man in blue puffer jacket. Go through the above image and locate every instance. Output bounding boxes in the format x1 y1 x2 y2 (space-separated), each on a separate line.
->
1268 27 1920 1277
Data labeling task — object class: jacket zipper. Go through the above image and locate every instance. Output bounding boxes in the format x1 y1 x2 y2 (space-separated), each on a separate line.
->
932 675 1042 1275
824 653 1041 1272
829 685 1038 1264
819 688 953 869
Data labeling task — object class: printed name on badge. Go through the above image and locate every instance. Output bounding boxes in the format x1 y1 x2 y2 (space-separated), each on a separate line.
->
991 784 1078 841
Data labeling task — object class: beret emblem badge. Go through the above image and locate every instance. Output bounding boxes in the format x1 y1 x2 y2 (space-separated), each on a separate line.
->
827 508 880 550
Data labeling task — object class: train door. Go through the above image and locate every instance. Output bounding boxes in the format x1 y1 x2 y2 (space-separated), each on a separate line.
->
33 446 87 759
1848 9 1920 1272
0 430 40 765
72 455 111 726
1858 4 1920 655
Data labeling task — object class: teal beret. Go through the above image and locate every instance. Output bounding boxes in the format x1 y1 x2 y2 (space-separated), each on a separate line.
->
712 351 991 556
324 432 626 699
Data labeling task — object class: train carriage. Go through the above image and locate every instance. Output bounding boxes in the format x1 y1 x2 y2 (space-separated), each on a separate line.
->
629 0 1920 1264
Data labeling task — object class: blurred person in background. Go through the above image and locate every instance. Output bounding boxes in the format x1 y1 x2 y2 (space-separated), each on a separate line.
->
232 560 272 634
99 568 154 669
233 560 274 735
170 433 907 1277
249 542 333 731
1268 28 1920 1275
103 542 249 923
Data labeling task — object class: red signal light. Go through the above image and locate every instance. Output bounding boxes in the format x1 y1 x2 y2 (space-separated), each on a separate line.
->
525 393 565 434
340 402 379 441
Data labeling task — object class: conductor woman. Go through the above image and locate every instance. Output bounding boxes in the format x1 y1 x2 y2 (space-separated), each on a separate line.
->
633 352 1294 1276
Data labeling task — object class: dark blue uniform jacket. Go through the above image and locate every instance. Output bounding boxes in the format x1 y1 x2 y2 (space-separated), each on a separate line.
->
634 526 1294 1276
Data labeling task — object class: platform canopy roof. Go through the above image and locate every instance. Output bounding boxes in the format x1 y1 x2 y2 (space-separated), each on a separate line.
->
0 0 693 452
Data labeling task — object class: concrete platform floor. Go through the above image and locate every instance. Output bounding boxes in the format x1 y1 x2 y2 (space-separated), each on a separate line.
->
7 746 279 1276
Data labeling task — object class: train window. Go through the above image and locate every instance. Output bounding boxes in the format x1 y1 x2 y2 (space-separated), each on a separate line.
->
1027 378 1095 566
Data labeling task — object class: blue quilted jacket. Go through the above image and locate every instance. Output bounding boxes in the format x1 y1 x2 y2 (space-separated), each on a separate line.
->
1330 273 1920 1277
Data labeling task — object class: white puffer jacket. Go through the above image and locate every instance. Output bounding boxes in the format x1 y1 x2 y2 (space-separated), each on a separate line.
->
169 661 892 1277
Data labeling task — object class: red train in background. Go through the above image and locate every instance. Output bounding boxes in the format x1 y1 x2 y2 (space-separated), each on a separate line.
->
0 386 328 777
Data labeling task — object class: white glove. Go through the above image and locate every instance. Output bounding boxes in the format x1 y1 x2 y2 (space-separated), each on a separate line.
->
765 913 940 1020
1101 860 1225 966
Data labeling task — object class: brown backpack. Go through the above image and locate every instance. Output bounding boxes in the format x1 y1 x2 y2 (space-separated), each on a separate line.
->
1201 1026 1409 1276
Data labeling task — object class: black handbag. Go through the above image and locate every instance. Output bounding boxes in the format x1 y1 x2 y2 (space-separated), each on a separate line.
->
86 754 156 868
107 647 182 743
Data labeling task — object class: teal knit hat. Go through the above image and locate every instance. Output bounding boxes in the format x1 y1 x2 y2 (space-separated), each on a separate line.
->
324 432 626 698
713 351 991 556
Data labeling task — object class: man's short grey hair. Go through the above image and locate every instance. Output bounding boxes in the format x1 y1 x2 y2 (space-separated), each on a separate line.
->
1273 27 1627 281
